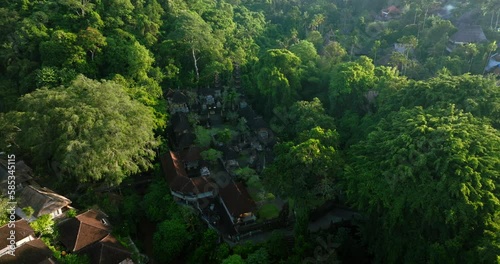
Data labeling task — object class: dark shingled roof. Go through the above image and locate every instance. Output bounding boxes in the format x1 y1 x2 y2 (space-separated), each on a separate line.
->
38 258 58 264
249 116 268 131
78 235 132 264
238 107 257 122
219 181 256 218
450 25 487 44
198 87 215 96
171 113 191 134
176 133 196 150
180 146 202 163
0 220 34 250
18 185 71 218
160 151 213 195
58 210 111 252
0 239 53 264
0 160 34 195
454 10 480 26
221 146 238 160
166 89 188 104
0 159 33 182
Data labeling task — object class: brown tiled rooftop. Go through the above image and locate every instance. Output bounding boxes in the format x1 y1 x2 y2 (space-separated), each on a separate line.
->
160 151 213 195
78 234 132 264
219 181 256 218
58 209 111 252
17 185 71 218
180 146 202 162
0 239 53 264
0 219 34 250
171 113 191 134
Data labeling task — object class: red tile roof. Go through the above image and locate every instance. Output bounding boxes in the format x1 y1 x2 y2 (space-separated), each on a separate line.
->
78 234 132 264
58 210 111 252
219 182 256 218
386 6 400 13
0 239 53 264
180 146 202 162
0 219 34 250
160 151 213 196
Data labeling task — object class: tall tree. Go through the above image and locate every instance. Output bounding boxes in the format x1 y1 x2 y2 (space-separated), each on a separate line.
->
379 74 500 129
256 49 302 115
346 105 500 263
1 75 159 184
264 126 339 208
166 10 224 84
271 97 335 139
329 56 376 117
153 218 191 263
77 27 106 62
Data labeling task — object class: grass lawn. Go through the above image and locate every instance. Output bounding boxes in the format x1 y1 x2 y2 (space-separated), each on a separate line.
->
257 203 280 220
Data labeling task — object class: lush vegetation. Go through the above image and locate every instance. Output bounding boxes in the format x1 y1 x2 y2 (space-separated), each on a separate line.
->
0 0 499 263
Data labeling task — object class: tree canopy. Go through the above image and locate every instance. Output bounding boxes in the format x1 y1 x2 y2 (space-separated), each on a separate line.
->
1 75 159 184
346 105 500 263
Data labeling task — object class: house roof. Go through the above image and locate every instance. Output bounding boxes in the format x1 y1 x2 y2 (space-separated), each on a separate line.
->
0 160 34 196
198 87 215 96
166 89 188 104
0 159 33 183
221 146 238 160
171 113 191 134
160 151 213 195
176 133 196 150
38 258 58 264
238 106 258 123
485 54 500 72
78 234 132 264
18 185 71 218
454 10 480 26
0 239 53 264
180 146 202 163
219 181 256 218
450 25 487 44
58 209 111 252
248 116 268 131
0 220 34 250
384 6 401 14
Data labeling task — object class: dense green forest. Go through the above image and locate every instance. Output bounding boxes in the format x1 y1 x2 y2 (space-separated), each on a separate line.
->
0 0 499 263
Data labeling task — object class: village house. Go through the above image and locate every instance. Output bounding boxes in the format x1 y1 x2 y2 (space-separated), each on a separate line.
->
485 53 500 75
180 146 204 173
0 220 55 263
219 181 257 225
78 235 135 264
160 150 215 205
16 185 72 221
58 209 133 264
447 25 487 52
380 5 401 20
166 89 189 114
394 43 412 55
163 78 284 239
169 112 195 151
0 159 37 196
0 220 35 257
